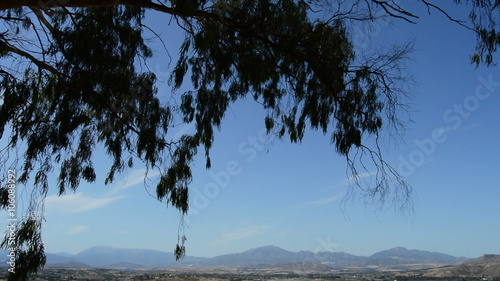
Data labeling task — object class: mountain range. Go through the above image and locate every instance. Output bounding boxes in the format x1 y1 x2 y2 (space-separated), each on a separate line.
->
36 245 471 269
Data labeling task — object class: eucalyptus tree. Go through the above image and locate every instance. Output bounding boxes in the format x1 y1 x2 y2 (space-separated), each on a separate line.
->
0 0 498 279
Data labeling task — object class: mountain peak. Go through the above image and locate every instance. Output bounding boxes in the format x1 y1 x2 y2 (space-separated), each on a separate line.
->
385 246 409 253
77 245 118 256
370 247 465 264
370 247 409 258
244 245 289 254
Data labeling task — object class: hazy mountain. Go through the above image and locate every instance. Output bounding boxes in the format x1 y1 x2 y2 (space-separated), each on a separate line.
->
46 246 175 267
52 252 73 257
45 253 78 265
302 250 364 265
425 255 500 278
75 246 177 267
368 246 467 264
200 245 304 266
195 245 365 267
45 246 208 268
44 245 471 269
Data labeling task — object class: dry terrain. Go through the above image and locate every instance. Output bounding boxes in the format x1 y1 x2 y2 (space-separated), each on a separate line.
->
1 265 499 281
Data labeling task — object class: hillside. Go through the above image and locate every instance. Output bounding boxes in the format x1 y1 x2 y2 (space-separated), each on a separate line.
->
358 246 468 267
463 254 500 265
425 254 500 278
44 246 205 268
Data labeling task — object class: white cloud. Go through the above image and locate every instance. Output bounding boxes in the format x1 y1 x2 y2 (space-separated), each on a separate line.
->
301 195 341 207
112 168 161 193
45 192 125 214
67 225 88 235
339 170 375 186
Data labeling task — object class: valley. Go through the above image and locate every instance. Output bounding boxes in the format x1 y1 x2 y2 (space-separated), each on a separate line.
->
1 246 499 280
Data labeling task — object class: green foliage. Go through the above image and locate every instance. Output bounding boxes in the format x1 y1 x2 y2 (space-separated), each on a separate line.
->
454 0 500 66
1 6 170 279
0 217 46 281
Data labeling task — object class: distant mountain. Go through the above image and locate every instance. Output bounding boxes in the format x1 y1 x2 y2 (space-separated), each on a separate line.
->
425 255 500 278
45 253 78 265
77 246 179 267
52 252 73 257
368 246 467 264
245 245 292 258
44 245 472 270
196 245 364 267
46 246 176 268
201 245 303 266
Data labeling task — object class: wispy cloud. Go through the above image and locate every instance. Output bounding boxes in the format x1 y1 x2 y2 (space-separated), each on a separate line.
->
301 195 341 207
339 171 375 186
111 168 161 194
115 169 160 192
45 192 125 214
67 225 88 235
211 225 267 246
320 172 376 193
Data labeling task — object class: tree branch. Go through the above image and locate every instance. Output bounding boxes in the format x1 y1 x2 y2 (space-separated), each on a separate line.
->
0 0 120 11
369 0 418 24
0 40 61 75
421 0 474 31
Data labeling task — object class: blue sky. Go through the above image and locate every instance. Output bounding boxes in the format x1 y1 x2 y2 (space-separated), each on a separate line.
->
2 2 500 259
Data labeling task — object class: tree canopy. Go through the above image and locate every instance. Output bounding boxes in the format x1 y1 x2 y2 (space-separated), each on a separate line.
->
0 0 499 279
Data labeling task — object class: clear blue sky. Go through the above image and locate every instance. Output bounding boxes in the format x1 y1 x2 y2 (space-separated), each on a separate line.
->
3 2 500 259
